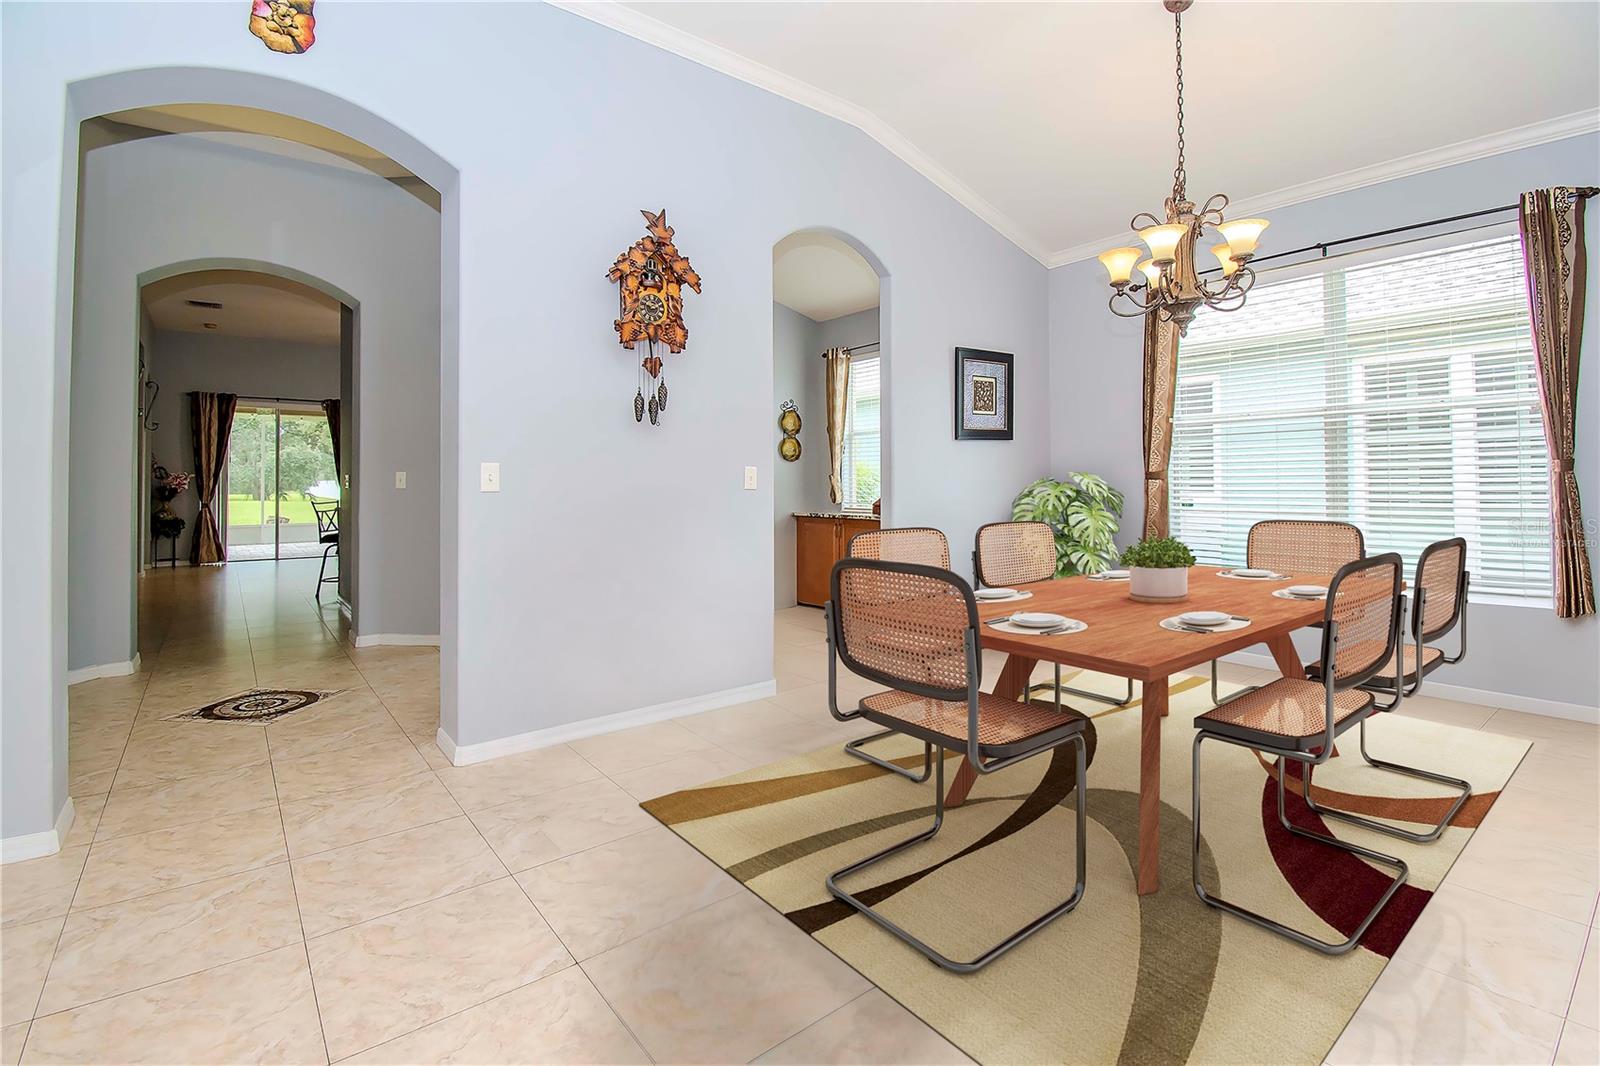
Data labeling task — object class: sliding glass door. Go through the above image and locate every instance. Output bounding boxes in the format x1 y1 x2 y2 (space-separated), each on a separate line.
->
225 401 337 561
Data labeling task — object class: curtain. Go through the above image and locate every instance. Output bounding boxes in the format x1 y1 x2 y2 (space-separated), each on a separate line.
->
824 346 851 505
1140 311 1180 539
189 391 238 564
320 398 341 487
1519 187 1595 617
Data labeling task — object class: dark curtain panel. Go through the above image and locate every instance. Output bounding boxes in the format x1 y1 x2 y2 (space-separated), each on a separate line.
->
320 398 342 486
189 391 238 565
1140 310 1179 539
1519 187 1595 617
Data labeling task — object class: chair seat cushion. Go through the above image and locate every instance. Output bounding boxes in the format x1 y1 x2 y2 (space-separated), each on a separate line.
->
320 532 339 544
859 689 1086 757
1194 678 1372 750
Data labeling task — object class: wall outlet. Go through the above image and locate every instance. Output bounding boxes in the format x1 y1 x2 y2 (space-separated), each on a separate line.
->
394 471 407 489
743 466 758 490
480 462 501 492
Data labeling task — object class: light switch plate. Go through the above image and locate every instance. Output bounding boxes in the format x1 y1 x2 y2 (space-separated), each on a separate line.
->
480 462 501 492
394 471 407 489
743 466 758 490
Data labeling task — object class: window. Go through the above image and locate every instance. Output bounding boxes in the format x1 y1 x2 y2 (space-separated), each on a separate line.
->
1169 232 1550 602
839 356 881 510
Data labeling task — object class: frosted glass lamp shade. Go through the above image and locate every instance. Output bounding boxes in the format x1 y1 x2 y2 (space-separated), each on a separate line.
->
1138 223 1189 265
1211 243 1239 277
1097 246 1143 286
1136 259 1164 288
1217 218 1269 261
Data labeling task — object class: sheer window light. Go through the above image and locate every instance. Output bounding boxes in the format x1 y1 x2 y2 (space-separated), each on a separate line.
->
839 356 881 511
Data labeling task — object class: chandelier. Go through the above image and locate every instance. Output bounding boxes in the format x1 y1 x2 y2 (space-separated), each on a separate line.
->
1098 0 1267 336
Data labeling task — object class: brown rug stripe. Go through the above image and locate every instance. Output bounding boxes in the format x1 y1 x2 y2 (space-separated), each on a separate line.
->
643 750 957 825
1256 751 1500 828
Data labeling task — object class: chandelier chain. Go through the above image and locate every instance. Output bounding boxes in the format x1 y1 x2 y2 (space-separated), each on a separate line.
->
1172 8 1186 203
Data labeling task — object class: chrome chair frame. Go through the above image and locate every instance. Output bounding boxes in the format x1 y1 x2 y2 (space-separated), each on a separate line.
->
310 497 340 600
1192 554 1409 955
1307 539 1473 844
824 558 1088 973
972 521 1134 713
1210 519 1366 707
837 527 953 783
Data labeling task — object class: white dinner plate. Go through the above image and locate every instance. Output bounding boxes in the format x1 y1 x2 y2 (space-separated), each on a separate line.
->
1231 568 1278 578
1099 569 1130 579
1287 585 1328 598
1179 611 1231 627
976 587 1019 600
1009 612 1067 629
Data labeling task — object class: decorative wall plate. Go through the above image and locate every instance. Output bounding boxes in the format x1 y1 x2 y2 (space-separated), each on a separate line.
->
778 399 802 461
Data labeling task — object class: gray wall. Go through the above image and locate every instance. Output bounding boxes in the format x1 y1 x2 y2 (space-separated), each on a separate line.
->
66 129 441 677
143 329 341 562
818 307 881 356
1048 133 1600 714
772 303 826 608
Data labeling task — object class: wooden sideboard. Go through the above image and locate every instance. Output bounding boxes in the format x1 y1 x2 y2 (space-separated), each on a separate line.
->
794 513 880 608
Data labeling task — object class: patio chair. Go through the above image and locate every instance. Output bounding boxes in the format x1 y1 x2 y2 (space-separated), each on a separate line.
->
974 520 1133 712
1211 519 1366 706
1302 536 1473 843
1191 553 1408 955
838 527 952 782
824 556 1090 972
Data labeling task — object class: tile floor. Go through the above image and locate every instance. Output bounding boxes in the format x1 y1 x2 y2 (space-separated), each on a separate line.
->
0 563 1594 1064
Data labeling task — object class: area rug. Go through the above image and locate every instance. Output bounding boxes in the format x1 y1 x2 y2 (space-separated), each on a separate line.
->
641 671 1530 1065
163 687 341 723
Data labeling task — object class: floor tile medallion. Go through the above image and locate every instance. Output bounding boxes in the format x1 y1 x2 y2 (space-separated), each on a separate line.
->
162 687 340 724
641 672 1530 1065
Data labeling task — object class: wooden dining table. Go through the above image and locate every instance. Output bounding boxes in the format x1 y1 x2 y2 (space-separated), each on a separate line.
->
951 566 1328 896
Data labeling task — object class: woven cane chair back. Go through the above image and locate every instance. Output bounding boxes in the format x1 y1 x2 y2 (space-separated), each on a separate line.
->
829 559 976 701
848 527 951 569
1416 538 1467 640
1247 520 1364 578
974 521 1057 587
1320 553 1403 690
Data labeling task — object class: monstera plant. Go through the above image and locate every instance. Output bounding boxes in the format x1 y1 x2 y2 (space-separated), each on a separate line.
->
1011 472 1124 576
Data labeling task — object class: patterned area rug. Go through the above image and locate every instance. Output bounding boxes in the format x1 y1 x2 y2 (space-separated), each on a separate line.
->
642 672 1529 1065
163 687 340 723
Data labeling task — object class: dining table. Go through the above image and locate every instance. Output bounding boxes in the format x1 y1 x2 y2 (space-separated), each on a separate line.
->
953 565 1329 896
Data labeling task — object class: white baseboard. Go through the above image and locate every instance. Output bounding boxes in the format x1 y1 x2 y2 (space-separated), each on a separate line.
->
1 797 75 865
1221 651 1599 724
440 679 779 766
353 633 440 648
66 653 141 686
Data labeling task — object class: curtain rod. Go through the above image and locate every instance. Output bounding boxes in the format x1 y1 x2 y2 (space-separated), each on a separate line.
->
231 394 330 405
820 340 880 356
1211 187 1598 274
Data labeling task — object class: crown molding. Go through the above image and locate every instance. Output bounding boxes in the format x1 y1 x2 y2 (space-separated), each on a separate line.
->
1044 108 1600 268
547 0 1053 266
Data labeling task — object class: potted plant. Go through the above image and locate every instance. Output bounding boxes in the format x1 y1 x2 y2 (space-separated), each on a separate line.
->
1011 472 1124 576
1120 536 1197 602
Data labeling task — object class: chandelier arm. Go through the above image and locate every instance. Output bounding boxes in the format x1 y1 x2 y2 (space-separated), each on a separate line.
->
1109 291 1160 320
1130 211 1164 231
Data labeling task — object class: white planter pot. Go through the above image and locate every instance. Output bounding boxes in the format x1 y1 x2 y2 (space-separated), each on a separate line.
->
1129 566 1188 602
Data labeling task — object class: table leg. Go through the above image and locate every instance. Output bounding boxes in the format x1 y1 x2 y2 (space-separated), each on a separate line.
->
1266 634 1306 679
1138 676 1167 895
944 653 1037 808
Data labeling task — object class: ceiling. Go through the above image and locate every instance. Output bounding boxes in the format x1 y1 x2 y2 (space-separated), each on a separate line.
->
143 270 342 345
773 232 879 321
574 1 1600 265
98 103 440 209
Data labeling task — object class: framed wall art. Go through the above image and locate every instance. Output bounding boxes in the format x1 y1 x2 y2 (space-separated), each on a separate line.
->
954 347 1013 440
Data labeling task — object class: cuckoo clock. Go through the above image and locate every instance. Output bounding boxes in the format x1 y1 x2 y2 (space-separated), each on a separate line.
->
607 209 702 425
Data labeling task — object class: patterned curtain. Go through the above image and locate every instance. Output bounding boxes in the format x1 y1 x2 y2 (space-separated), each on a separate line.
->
1140 311 1180 539
824 346 851 505
189 392 238 564
320 398 341 487
1519 187 1596 617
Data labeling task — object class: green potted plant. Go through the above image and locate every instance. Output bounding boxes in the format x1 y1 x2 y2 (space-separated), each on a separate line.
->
1120 536 1197 601
1011 472 1124 576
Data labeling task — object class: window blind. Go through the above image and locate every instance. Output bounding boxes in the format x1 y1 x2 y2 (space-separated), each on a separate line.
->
840 356 881 510
1170 232 1551 602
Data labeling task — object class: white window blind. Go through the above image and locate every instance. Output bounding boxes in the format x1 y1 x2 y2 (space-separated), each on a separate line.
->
1170 232 1551 602
840 356 881 510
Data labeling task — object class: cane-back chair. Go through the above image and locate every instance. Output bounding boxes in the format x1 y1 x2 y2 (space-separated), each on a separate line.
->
974 521 1135 712
1303 537 1473 843
1211 519 1366 706
824 557 1090 972
1192 553 1408 955
838 528 952 781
